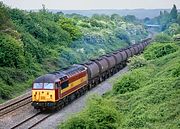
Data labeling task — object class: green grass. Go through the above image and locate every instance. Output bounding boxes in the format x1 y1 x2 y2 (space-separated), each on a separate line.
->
58 42 180 129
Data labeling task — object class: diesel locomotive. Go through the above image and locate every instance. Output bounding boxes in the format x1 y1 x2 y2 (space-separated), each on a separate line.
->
31 38 151 110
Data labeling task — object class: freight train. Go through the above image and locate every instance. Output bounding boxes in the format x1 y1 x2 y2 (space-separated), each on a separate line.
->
31 38 151 110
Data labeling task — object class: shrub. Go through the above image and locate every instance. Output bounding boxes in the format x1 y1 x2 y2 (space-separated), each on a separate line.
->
90 19 106 28
115 28 130 44
113 69 150 94
127 116 146 128
60 115 88 129
60 95 121 129
128 55 148 70
0 33 25 68
154 33 172 43
156 61 180 78
0 67 29 85
173 34 180 41
0 80 13 99
58 16 82 40
21 33 48 63
144 43 178 60
78 21 91 28
171 65 180 77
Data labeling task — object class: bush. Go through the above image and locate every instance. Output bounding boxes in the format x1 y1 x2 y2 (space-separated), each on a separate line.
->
144 43 178 60
0 33 25 68
115 28 130 44
90 19 106 28
60 39 180 129
78 21 91 28
58 16 82 40
21 33 48 63
60 115 88 129
173 34 180 41
128 55 148 70
60 95 121 129
113 69 151 94
0 80 13 99
154 33 172 43
0 67 29 85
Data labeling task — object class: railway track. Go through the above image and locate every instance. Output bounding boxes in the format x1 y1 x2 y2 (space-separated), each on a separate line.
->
0 91 32 117
10 111 54 129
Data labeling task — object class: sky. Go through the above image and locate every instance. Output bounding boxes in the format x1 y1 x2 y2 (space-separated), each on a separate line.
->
1 0 180 10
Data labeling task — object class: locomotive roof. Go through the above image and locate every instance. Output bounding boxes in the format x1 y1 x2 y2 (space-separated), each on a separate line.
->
34 64 86 83
34 73 65 83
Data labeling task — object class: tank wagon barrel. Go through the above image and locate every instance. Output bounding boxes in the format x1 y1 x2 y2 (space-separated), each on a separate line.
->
31 38 152 110
124 48 132 58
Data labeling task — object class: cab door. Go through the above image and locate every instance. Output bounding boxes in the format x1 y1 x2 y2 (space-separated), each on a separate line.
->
55 82 61 100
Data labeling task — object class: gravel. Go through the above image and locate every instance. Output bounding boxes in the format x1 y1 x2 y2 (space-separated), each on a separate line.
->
0 103 39 129
33 67 128 129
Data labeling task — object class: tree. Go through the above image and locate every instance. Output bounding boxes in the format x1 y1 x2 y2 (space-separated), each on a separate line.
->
124 15 137 23
0 33 25 68
170 4 178 21
160 11 163 17
144 17 150 24
58 16 82 40
111 14 123 22
115 28 130 45
177 15 180 25
0 2 13 31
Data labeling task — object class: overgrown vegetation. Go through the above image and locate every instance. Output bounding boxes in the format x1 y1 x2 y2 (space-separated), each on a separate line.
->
127 55 148 70
0 2 147 102
144 43 178 60
60 7 180 126
60 95 121 129
154 33 172 42
59 41 180 128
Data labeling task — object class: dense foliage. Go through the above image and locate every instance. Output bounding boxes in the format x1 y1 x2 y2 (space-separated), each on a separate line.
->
154 33 172 42
60 95 121 129
144 43 178 60
0 2 147 102
58 9 180 126
59 41 180 129
58 5 180 129
127 55 148 70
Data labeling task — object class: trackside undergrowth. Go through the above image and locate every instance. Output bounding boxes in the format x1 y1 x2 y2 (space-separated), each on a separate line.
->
59 41 180 129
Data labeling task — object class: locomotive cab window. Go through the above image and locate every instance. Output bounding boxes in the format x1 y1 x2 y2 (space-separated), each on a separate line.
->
33 83 43 89
44 83 54 89
61 81 68 89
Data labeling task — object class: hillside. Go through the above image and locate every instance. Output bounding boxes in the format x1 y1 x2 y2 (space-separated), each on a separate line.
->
0 2 148 103
59 41 180 128
59 5 180 128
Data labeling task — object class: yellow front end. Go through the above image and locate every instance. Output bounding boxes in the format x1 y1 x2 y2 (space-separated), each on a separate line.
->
32 90 55 102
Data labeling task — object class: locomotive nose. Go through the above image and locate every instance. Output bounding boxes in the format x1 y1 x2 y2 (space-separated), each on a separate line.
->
32 90 55 102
